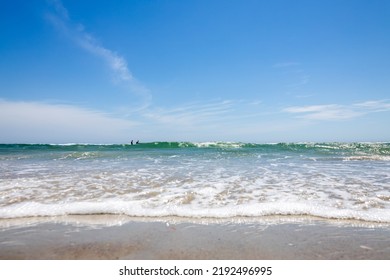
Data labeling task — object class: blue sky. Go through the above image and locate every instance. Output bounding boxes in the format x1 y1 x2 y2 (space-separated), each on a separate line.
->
1 0 389 143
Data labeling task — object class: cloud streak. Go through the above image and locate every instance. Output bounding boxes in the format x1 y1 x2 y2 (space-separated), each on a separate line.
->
46 0 150 101
284 100 390 121
0 100 138 143
0 98 269 143
141 99 272 129
2 98 389 143
143 100 236 126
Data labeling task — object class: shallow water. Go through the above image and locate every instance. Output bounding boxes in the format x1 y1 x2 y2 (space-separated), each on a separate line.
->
1 142 389 222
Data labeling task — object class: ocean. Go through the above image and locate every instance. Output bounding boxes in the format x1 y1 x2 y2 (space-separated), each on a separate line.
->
1 142 389 223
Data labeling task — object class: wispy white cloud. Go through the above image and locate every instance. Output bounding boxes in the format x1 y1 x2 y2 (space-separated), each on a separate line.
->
134 99 282 141
0 100 138 143
3 98 389 143
138 99 273 139
284 104 361 120
48 0 69 19
354 100 390 112
0 95 273 143
284 100 390 121
46 0 150 101
142 100 236 127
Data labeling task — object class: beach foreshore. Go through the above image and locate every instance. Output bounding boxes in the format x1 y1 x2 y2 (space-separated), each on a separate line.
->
0 215 389 260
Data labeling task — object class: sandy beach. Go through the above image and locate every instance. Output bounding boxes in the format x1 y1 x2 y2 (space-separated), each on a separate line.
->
0 215 389 260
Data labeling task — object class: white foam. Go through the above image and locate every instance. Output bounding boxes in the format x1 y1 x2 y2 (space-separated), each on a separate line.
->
2 142 389 224
343 155 390 161
1 200 390 223
192 142 245 148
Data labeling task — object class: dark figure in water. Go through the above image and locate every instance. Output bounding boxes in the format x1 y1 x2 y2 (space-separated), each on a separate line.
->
136 140 139 144
131 140 133 145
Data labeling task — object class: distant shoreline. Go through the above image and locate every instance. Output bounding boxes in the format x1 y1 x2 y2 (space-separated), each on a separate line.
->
1 141 389 145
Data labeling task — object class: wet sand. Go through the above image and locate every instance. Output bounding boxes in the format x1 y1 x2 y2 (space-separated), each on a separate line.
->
0 215 389 259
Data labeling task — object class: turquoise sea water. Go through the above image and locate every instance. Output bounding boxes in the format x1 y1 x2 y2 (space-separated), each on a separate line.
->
0 142 389 222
